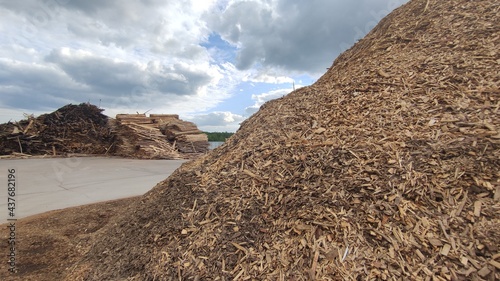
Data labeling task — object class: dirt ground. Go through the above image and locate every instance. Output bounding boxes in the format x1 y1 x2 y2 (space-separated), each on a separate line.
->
0 197 137 281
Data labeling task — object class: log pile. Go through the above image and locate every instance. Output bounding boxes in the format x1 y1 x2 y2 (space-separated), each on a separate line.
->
0 103 114 156
111 120 183 160
115 113 180 125
66 0 499 280
114 113 152 124
150 114 180 125
116 114 209 154
160 121 209 153
0 107 205 159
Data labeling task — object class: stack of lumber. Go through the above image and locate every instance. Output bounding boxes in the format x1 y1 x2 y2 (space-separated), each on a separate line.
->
150 114 179 125
0 106 205 159
160 121 200 140
111 120 182 159
173 133 209 154
116 113 180 126
115 114 153 125
0 103 114 156
160 120 209 153
116 113 209 154
115 113 209 155
66 0 499 280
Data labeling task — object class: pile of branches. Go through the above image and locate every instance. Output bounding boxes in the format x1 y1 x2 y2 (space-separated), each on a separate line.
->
0 103 115 156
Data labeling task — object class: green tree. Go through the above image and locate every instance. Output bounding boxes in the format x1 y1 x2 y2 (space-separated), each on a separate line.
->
203 132 234 141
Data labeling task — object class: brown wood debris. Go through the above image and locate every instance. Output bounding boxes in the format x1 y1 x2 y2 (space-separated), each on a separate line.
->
0 106 209 159
0 103 115 156
66 0 499 280
115 113 209 157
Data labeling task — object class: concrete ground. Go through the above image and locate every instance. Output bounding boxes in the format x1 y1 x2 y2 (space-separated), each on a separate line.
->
0 157 186 220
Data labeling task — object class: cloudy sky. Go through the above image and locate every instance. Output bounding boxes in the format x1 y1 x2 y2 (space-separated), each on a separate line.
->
0 0 408 132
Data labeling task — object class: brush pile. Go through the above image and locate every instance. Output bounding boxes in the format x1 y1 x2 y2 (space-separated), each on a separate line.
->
68 0 499 280
0 103 114 156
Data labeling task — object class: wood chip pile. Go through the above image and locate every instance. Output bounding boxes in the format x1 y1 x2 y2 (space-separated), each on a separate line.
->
0 103 114 156
67 0 499 280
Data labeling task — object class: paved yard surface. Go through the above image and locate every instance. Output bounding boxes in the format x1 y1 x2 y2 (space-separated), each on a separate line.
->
0 157 186 220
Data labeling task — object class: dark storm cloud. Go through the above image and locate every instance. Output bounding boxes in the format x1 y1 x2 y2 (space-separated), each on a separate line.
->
151 63 213 96
208 0 409 73
45 49 213 98
0 59 84 110
45 49 145 95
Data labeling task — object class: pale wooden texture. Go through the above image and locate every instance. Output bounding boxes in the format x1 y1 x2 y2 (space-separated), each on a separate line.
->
115 113 210 155
67 0 499 280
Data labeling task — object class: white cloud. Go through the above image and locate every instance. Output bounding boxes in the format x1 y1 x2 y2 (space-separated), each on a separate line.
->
0 106 47 123
245 70 294 84
245 87 292 116
0 0 409 130
185 111 245 132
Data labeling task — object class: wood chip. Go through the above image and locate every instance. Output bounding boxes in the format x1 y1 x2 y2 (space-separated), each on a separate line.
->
489 259 500 270
473 200 482 217
477 266 491 278
415 249 425 261
429 238 443 247
441 244 451 256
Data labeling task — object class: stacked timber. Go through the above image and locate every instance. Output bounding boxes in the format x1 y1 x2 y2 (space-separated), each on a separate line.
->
116 114 180 125
160 120 209 153
150 114 179 125
115 114 153 125
111 120 182 159
116 113 209 155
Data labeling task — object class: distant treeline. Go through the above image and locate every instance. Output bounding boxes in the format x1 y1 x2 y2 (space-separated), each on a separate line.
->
204 132 234 141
